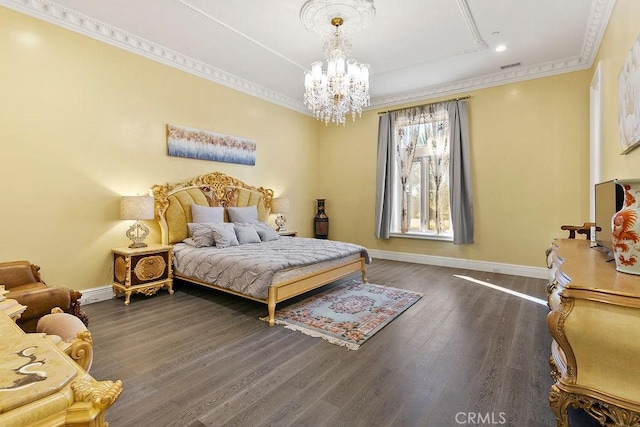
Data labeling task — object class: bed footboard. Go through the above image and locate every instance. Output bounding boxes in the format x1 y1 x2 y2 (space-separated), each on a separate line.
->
266 257 366 326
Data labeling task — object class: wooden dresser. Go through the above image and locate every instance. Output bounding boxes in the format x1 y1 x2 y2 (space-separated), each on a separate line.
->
0 311 122 426
546 239 640 426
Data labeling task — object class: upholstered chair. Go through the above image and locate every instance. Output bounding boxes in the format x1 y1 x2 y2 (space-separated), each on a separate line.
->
0 260 88 332
37 307 93 371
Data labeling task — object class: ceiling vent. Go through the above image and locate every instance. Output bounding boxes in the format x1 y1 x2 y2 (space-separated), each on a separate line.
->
500 62 522 70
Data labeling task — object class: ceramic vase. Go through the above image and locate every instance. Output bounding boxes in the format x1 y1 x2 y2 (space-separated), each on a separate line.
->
314 199 329 239
612 179 640 275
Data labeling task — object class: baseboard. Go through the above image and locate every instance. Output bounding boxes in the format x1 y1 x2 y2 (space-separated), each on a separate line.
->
78 252 547 305
367 249 548 279
79 286 114 305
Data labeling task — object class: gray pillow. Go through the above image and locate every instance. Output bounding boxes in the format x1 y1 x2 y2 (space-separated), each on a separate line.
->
192 204 224 223
252 221 280 242
186 222 219 247
235 224 261 244
227 205 258 223
182 237 198 247
211 223 239 248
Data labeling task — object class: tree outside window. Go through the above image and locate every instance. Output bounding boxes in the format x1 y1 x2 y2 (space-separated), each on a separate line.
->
392 108 452 237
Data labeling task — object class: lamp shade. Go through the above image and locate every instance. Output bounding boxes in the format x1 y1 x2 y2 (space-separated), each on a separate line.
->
120 196 155 220
271 197 290 214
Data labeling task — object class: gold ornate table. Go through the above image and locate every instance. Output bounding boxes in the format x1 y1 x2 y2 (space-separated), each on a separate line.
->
0 312 121 426
546 239 640 426
112 244 174 305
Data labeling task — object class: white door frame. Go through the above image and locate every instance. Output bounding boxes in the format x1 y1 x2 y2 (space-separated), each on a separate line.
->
589 62 603 238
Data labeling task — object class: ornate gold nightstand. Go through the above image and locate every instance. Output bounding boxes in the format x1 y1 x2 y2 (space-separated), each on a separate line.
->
111 244 174 305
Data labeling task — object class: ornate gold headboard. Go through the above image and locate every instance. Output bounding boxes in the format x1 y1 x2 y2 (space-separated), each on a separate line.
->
151 172 274 245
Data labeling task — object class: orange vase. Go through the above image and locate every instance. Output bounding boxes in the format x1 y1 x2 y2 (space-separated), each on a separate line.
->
612 179 640 275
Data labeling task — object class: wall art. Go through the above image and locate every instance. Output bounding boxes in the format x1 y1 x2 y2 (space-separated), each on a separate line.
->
618 33 640 154
167 124 256 165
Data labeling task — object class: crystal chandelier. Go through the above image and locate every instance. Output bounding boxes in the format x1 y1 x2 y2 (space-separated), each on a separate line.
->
304 17 370 125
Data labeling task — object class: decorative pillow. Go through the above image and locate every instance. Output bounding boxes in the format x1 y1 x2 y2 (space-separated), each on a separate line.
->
186 222 219 248
210 222 239 248
252 221 280 242
191 204 224 224
227 205 258 223
182 237 198 247
235 224 262 244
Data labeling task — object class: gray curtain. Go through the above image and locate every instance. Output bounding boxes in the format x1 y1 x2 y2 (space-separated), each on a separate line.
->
448 100 474 244
374 113 395 238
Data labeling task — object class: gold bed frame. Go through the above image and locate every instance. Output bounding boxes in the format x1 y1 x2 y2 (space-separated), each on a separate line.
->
151 172 367 326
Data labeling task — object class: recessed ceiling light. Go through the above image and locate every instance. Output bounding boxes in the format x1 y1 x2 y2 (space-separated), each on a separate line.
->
496 45 507 52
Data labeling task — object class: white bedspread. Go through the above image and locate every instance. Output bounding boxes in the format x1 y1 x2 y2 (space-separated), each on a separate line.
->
172 237 370 299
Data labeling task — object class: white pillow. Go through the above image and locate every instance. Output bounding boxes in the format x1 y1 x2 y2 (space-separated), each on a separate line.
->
210 223 239 248
235 224 262 244
192 204 224 223
252 221 280 242
227 205 258 223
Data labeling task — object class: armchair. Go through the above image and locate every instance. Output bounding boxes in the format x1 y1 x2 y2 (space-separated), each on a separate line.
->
0 260 88 332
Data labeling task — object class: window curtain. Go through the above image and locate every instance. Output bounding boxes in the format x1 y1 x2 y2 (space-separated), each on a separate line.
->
375 99 474 243
374 112 395 238
448 100 474 244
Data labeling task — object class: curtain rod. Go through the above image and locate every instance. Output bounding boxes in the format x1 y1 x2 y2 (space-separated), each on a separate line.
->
377 95 471 115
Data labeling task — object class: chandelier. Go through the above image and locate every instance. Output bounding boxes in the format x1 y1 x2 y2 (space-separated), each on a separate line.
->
303 17 370 125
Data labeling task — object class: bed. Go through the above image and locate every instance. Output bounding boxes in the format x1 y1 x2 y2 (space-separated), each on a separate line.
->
151 171 369 326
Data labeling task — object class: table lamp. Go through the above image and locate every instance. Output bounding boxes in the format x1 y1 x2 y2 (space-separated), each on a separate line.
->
120 195 155 248
271 197 290 232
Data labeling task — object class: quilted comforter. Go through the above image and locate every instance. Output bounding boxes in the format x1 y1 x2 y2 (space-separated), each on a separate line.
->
172 237 370 299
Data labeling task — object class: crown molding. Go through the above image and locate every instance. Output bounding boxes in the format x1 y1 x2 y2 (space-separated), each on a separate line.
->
1 0 309 114
369 55 589 108
369 0 616 109
580 0 616 64
2 0 616 116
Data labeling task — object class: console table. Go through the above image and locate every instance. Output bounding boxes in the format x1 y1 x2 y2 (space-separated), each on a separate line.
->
546 239 640 426
0 311 122 426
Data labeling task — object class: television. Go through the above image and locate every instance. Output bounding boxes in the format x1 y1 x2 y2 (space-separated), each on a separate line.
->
594 179 624 259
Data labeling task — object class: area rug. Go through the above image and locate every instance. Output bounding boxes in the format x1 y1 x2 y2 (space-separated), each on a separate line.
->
262 279 422 350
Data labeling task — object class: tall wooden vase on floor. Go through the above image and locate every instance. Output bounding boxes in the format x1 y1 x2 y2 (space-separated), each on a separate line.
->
314 199 329 239
612 179 640 275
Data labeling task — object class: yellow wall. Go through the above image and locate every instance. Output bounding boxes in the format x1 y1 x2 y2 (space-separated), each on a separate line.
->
4 2 635 290
0 7 320 290
592 0 640 180
317 72 592 267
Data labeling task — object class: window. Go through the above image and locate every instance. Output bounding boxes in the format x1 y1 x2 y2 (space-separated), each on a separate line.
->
375 99 472 244
391 106 452 239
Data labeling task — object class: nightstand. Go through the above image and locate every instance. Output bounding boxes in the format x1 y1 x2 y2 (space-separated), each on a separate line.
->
111 244 174 305
278 230 297 237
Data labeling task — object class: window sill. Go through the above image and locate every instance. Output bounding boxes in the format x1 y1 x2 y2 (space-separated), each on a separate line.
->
389 232 453 241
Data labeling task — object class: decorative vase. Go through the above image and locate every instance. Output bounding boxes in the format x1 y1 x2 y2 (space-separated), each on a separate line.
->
611 179 640 275
314 198 329 239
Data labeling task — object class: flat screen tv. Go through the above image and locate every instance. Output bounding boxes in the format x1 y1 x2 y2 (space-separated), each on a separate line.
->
594 179 624 259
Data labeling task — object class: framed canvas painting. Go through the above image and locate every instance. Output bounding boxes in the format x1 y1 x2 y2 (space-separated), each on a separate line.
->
618 33 640 154
167 124 256 166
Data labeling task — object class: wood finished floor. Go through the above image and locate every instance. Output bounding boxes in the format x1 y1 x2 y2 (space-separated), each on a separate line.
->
84 259 591 427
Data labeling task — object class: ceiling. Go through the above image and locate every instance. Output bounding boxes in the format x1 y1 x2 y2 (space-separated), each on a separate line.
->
3 0 616 114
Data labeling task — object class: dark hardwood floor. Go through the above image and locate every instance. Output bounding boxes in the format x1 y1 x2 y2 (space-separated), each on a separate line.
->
83 259 591 427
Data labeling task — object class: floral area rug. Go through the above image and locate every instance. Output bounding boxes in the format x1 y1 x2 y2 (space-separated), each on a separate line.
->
263 279 422 350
